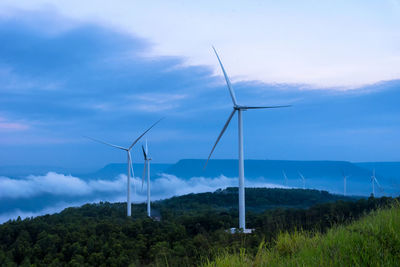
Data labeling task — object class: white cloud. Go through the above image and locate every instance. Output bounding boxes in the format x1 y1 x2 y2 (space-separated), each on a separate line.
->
0 172 91 198
152 173 284 199
1 0 399 88
0 171 285 222
0 172 284 199
88 174 126 193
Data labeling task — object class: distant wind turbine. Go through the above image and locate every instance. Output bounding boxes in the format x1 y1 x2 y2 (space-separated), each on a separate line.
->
283 170 288 186
141 140 152 217
370 169 383 197
342 171 349 196
205 46 290 231
298 172 306 190
85 118 163 217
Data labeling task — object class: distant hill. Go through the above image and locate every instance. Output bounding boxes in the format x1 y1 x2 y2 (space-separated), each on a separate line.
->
165 159 369 180
78 163 172 180
355 162 400 180
164 159 400 196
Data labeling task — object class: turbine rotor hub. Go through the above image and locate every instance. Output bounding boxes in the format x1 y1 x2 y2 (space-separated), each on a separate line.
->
234 105 247 110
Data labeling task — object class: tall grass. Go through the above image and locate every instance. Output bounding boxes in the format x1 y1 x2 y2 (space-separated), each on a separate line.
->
204 203 400 267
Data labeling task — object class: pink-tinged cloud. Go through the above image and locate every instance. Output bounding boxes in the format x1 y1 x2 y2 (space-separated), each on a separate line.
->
0 117 29 131
0 122 29 131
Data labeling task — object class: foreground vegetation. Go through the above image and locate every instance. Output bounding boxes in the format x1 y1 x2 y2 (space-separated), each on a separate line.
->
204 202 400 267
0 188 396 266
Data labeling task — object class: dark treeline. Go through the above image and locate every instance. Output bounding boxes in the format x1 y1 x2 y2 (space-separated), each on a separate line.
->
157 187 354 214
0 188 396 266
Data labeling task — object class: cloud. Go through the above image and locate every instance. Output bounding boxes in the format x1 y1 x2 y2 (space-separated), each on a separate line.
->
0 116 29 131
152 173 284 199
0 9 399 168
0 122 28 131
0 171 285 222
1 1 400 88
0 12 219 147
88 175 126 193
0 172 284 200
0 172 91 198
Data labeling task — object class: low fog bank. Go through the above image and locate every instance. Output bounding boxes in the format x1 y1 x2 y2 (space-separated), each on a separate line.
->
0 172 284 223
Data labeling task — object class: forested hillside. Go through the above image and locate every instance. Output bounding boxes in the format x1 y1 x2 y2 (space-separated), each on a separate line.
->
0 188 396 266
155 187 354 214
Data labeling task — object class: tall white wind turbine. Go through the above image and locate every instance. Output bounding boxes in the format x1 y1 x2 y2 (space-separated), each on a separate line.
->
85 118 162 217
205 47 290 231
298 172 306 190
141 140 152 217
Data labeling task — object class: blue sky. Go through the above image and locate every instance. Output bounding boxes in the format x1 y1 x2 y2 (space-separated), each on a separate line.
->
0 3 400 171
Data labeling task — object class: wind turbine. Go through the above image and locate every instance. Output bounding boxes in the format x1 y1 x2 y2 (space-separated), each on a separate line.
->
342 171 349 196
85 118 163 217
205 47 290 231
298 172 306 190
371 169 383 197
283 170 288 186
141 140 152 217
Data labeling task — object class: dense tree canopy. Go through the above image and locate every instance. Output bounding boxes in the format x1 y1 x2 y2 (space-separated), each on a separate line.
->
0 188 396 266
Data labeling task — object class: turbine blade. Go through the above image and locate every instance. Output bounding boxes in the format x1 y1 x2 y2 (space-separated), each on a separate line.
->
142 145 147 160
244 105 291 109
129 151 136 195
204 109 236 168
374 177 381 188
129 118 164 150
84 136 127 150
212 46 238 106
142 160 147 191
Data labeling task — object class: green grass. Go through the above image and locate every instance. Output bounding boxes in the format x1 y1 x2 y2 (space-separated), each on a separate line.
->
204 202 400 267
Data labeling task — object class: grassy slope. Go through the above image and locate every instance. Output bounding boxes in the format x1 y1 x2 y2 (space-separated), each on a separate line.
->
204 203 400 267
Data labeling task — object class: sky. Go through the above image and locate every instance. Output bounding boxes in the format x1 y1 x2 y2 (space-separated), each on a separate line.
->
0 1 400 172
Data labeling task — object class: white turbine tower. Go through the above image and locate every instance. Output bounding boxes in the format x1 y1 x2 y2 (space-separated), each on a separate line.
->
141 140 152 217
283 170 288 186
205 47 290 231
85 118 162 217
299 172 306 190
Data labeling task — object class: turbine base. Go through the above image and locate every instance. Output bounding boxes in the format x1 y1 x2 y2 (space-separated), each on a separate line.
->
228 228 254 234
